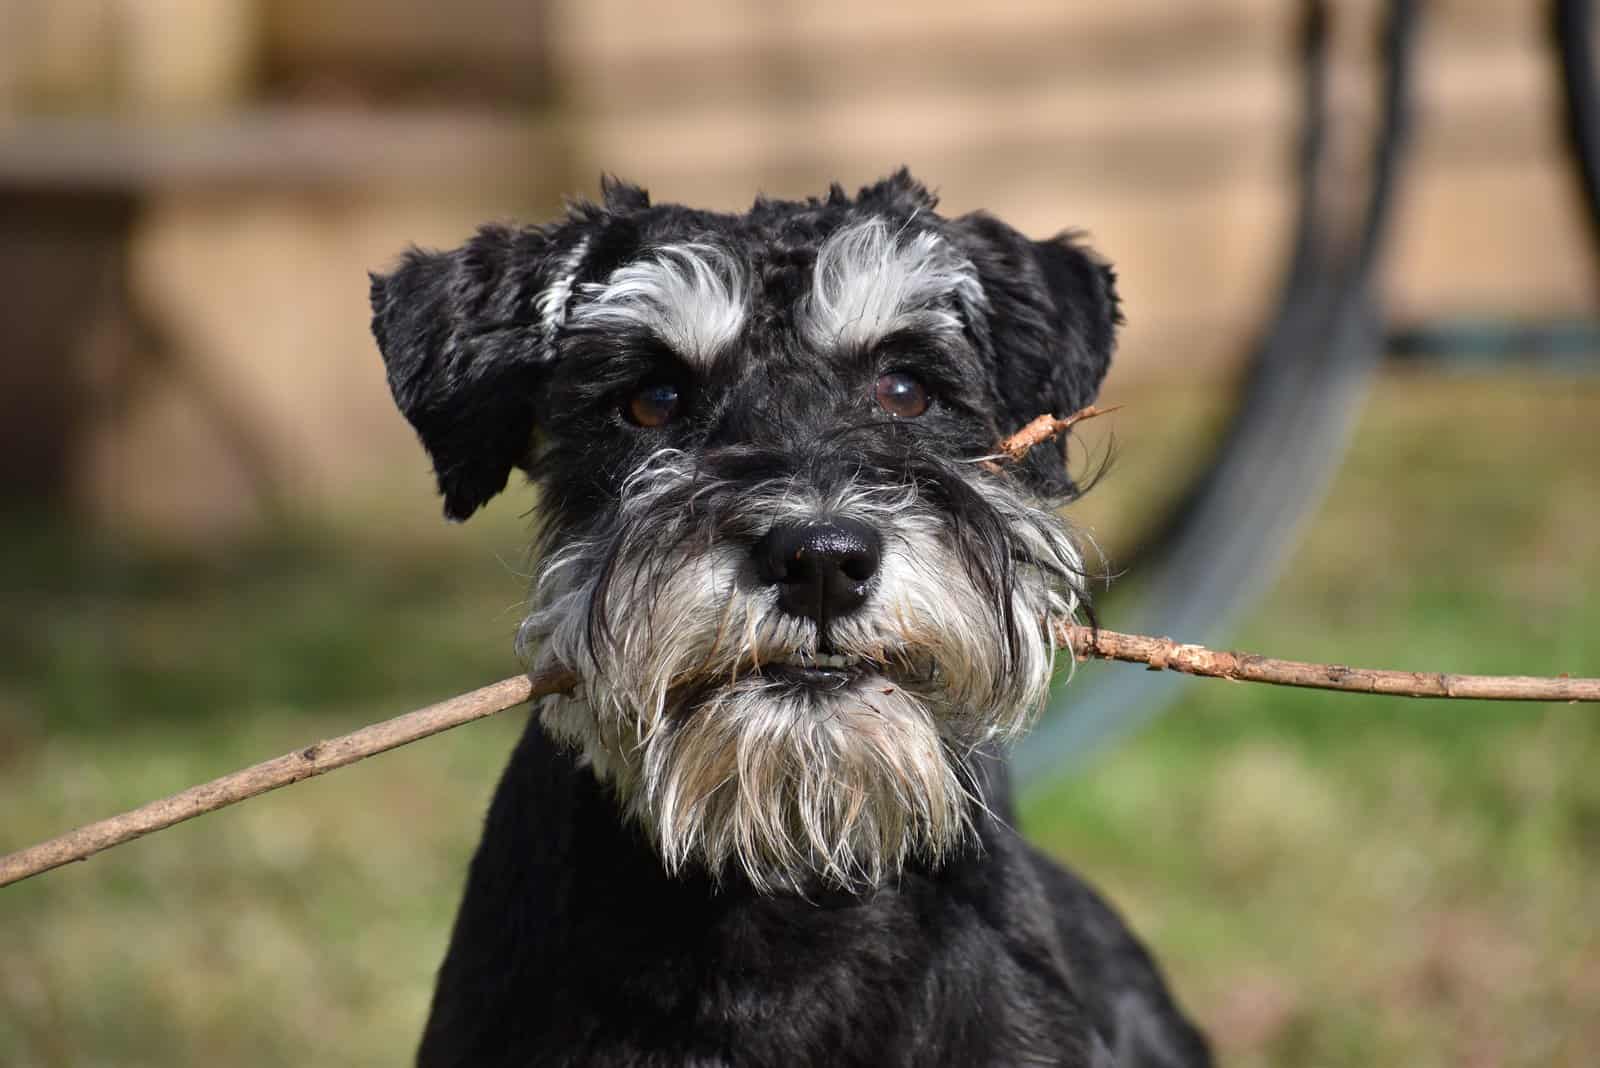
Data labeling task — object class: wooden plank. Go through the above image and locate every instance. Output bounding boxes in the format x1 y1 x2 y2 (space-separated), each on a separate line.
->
558 5 1282 115
0 110 560 191
560 0 1281 64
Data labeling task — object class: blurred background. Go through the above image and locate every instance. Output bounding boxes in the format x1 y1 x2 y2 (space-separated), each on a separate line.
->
1 0 1596 1064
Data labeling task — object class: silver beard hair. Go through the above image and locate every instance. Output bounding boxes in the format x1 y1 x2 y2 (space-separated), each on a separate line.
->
517 451 1086 893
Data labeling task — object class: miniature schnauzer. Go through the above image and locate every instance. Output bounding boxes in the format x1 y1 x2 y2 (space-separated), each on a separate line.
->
371 171 1211 1067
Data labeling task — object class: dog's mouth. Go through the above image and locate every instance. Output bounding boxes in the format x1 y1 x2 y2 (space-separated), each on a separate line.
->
748 648 936 691
760 651 869 689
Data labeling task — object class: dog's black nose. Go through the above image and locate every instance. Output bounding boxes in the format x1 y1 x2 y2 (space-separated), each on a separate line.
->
756 518 882 622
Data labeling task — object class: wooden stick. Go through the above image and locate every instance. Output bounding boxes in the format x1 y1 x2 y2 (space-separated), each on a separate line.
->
982 404 1123 472
4 630 1595 889
0 669 574 889
1060 625 1600 702
998 405 1124 462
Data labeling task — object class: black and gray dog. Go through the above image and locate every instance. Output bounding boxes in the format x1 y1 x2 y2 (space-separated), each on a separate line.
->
370 171 1211 1067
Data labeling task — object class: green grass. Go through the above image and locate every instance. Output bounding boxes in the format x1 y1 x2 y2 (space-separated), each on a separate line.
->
3 372 1597 1066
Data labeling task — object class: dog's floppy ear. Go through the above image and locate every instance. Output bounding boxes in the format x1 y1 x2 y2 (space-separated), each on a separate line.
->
370 222 590 521
951 212 1121 494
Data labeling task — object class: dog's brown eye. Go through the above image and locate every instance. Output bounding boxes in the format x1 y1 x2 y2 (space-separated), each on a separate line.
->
626 383 682 427
874 372 929 418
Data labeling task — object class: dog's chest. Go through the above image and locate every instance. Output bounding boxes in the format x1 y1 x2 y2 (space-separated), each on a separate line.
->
548 869 1088 1066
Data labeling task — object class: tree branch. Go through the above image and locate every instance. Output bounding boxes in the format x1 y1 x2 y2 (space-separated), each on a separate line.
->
0 669 572 889
1000 405 1124 461
981 404 1122 472
3 629 1595 889
1058 625 1600 702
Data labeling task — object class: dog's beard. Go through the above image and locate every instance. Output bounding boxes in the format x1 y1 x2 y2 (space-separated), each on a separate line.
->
519 450 1086 892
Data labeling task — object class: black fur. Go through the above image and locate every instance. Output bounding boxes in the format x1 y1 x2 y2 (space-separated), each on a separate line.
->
371 172 1211 1067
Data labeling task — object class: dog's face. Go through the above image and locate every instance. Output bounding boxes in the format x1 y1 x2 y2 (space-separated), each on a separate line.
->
371 172 1119 891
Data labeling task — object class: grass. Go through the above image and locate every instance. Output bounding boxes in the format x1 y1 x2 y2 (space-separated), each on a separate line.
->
2 371 1597 1066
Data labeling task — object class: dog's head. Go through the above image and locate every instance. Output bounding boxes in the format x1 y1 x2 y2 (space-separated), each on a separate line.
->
371 171 1118 891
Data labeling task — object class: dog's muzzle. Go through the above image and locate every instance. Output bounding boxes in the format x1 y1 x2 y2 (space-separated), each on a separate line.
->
521 452 1086 891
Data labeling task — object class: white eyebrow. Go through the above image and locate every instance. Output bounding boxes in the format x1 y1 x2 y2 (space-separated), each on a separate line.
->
568 243 749 365
801 217 985 351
